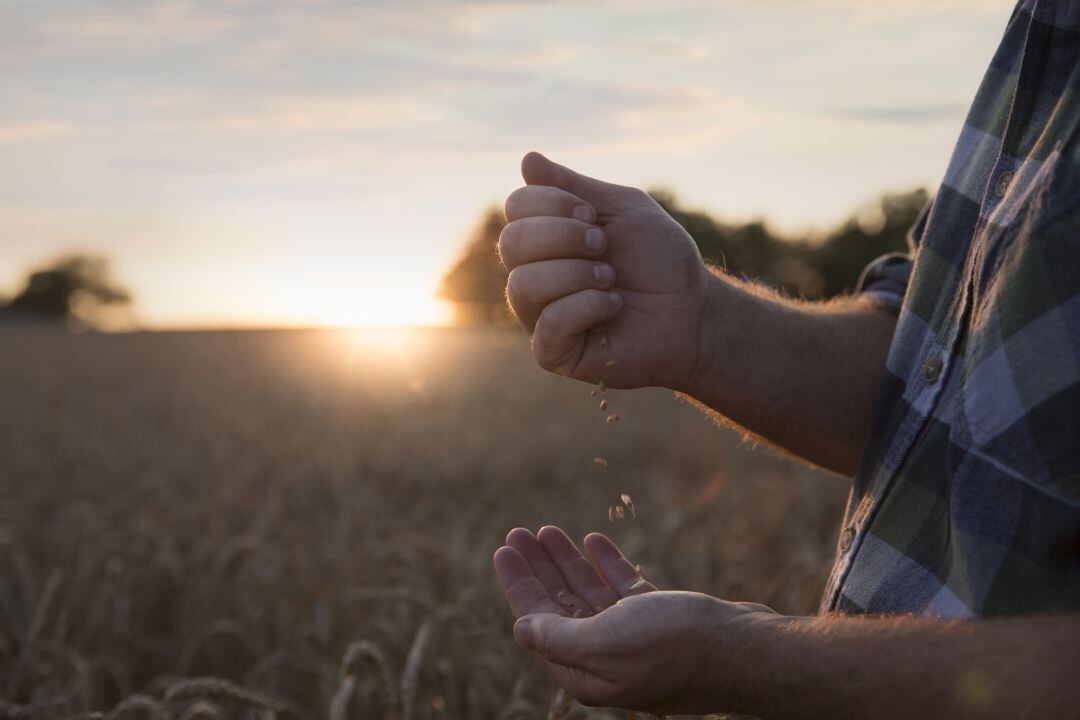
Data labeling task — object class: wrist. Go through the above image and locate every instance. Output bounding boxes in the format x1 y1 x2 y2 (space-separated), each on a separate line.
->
681 271 759 401
694 599 794 716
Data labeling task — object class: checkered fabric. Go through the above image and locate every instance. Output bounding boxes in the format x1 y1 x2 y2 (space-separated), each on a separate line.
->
820 0 1080 617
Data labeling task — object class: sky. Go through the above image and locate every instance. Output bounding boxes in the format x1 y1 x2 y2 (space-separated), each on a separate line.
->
0 0 1016 328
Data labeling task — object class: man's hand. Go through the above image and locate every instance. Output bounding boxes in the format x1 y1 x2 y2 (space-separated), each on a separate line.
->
492 526 776 715
501 152 712 390
500 152 898 475
494 528 1080 719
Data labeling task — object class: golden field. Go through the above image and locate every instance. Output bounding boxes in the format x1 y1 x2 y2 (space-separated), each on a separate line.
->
0 327 847 719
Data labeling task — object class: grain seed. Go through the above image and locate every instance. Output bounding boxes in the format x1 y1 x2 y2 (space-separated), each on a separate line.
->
606 414 620 424
605 360 617 367
599 399 608 411
593 457 608 467
597 379 606 393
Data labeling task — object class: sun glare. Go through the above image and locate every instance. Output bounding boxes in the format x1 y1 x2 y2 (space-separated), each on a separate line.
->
284 279 453 328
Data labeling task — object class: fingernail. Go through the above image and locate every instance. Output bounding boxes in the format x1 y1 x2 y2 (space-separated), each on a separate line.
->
585 228 604 252
514 618 533 647
609 291 622 306
593 264 614 287
573 204 595 223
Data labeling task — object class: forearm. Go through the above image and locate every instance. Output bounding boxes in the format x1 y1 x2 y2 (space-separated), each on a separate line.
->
683 271 897 475
721 612 1080 720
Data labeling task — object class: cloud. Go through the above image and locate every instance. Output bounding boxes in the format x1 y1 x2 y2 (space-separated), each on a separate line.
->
828 102 968 124
0 122 72 143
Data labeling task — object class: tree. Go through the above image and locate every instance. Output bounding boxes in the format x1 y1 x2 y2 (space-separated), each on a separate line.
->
438 208 512 326
7 254 132 328
652 188 925 300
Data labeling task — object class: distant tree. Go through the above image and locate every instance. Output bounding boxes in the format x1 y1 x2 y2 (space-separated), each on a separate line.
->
438 207 513 326
439 189 929 324
809 188 928 297
7 254 132 327
653 188 926 300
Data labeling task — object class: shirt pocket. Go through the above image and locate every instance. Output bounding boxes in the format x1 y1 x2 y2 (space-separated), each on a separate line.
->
960 150 1080 509
976 149 1068 296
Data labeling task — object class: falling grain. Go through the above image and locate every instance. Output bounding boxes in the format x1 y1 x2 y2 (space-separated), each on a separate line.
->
593 457 607 467
606 414 620 424
597 379 606 393
599 399 608 411
605 360 617 367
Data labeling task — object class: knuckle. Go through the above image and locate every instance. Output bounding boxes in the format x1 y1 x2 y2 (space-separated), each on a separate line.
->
504 267 530 305
497 224 519 268
504 186 527 220
532 315 569 374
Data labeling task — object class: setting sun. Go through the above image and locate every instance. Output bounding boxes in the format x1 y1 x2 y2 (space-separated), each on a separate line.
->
285 279 452 328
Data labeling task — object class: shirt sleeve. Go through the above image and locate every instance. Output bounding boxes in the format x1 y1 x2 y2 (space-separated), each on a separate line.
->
854 196 933 313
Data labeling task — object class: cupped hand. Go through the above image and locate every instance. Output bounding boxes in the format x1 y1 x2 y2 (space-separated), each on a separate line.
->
500 152 713 390
493 526 777 715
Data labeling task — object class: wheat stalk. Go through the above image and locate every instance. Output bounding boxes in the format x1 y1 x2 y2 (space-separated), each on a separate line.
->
493 699 539 720
164 677 295 717
400 620 435 720
104 694 169 720
545 688 572 720
173 700 224 720
335 641 400 720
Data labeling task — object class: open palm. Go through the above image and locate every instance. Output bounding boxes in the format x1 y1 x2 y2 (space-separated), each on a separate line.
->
493 526 774 714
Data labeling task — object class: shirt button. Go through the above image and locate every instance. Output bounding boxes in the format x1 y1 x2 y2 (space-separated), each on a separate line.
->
922 356 943 384
839 526 855 552
995 170 1013 197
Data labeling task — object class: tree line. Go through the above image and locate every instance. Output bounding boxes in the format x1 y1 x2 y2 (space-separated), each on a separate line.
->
439 188 928 325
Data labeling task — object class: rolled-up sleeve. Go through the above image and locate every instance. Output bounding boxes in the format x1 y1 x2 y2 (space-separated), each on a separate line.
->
854 196 933 313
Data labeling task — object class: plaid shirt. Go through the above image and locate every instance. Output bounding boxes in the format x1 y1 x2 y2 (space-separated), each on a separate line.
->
820 0 1080 617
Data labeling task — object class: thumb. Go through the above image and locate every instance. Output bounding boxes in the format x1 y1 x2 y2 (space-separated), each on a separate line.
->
514 613 594 668
520 151 635 213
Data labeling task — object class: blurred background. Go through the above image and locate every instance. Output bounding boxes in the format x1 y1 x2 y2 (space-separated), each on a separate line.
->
1 0 1013 330
0 2 1015 719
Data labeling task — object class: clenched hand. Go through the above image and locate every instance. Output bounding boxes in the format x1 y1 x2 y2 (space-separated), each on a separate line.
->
501 153 713 390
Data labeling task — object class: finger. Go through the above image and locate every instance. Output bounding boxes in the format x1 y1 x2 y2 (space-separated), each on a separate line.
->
583 533 657 598
498 217 606 271
507 260 616 332
514 613 598 669
537 526 619 612
532 290 622 376
506 528 593 616
493 546 568 618
505 185 596 224
521 151 639 215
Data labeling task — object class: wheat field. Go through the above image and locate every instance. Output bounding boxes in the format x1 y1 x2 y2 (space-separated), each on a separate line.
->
0 326 847 719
